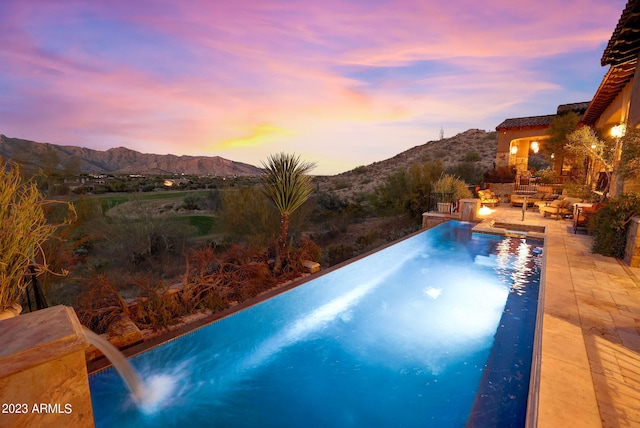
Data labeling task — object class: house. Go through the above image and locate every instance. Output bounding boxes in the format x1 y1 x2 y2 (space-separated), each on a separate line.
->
495 102 589 177
495 0 640 192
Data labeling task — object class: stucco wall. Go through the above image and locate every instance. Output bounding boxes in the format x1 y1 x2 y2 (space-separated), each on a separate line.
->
595 79 634 129
496 128 549 168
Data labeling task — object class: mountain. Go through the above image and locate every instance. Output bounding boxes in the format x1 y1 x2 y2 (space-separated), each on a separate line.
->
0 135 262 176
316 129 498 199
0 128 497 183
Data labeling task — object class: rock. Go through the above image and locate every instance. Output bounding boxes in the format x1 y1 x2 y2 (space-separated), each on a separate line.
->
302 260 320 273
106 315 142 349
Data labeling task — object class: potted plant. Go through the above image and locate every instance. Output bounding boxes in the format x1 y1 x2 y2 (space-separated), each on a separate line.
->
432 174 472 213
0 161 76 320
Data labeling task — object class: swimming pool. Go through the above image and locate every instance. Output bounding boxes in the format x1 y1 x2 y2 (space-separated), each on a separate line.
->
90 221 543 427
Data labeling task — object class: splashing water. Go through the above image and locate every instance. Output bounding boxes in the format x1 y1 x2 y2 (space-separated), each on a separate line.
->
84 328 177 411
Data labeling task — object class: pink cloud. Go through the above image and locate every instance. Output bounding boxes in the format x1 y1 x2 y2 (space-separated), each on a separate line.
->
0 0 629 174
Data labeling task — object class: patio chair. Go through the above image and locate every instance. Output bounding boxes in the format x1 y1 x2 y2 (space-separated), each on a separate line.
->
510 191 553 209
573 202 605 234
477 189 500 207
540 197 583 218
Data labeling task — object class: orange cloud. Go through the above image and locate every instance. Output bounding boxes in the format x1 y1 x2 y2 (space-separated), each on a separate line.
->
217 125 295 149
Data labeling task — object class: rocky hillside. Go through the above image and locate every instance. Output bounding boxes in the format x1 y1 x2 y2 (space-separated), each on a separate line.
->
0 134 262 176
316 129 498 198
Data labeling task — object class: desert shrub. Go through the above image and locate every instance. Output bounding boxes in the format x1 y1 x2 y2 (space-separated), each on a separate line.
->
371 161 443 218
182 194 201 210
182 190 222 211
333 179 350 190
590 193 640 258
325 243 354 266
316 192 348 213
184 244 278 303
295 237 322 263
133 279 184 330
352 165 367 174
75 275 129 333
219 186 279 246
447 161 484 185
355 230 381 250
463 150 481 162
102 216 189 268
431 173 472 202
0 161 76 309
201 189 222 211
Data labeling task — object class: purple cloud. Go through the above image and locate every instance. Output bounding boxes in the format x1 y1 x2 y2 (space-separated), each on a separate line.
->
0 0 628 174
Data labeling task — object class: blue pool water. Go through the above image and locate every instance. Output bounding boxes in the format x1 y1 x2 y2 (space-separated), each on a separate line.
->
90 221 542 428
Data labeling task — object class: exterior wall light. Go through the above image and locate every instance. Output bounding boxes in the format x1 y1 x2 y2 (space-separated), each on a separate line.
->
510 145 518 155
530 141 539 153
611 124 626 139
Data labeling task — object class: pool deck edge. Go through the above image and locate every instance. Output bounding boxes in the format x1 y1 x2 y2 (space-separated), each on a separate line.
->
484 205 640 427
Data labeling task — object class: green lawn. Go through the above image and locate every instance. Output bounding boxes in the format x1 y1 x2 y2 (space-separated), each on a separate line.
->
172 214 218 236
84 190 214 214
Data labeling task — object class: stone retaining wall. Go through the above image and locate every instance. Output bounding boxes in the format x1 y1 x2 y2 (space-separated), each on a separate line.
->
625 216 640 267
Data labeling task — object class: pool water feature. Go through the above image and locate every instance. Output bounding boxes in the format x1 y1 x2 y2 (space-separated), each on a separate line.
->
89 221 543 428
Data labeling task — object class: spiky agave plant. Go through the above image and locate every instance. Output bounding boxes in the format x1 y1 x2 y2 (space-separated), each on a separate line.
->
261 153 316 274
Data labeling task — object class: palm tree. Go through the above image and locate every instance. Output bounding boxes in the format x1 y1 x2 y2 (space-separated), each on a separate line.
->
261 152 316 273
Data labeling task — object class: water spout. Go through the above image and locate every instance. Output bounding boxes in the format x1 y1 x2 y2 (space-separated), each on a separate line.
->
83 327 146 404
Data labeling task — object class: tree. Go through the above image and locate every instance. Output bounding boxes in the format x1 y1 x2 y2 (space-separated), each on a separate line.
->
617 127 640 196
545 112 579 173
261 153 316 273
566 126 614 198
567 126 640 199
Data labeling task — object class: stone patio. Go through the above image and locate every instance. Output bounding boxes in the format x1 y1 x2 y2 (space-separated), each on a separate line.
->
482 204 640 427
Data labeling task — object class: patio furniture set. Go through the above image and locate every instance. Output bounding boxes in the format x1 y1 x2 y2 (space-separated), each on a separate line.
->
477 186 605 234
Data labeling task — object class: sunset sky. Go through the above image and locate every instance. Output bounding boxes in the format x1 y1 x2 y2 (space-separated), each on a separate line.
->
0 0 628 175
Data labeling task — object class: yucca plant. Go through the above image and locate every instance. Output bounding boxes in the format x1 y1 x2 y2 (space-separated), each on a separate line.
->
261 153 316 274
0 161 76 313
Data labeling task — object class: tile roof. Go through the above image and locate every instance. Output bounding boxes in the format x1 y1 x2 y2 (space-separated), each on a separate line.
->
557 102 590 115
601 0 640 66
582 62 637 125
495 115 555 130
583 0 639 125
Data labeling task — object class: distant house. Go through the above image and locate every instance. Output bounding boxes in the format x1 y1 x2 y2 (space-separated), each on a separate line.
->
495 0 640 191
163 178 191 187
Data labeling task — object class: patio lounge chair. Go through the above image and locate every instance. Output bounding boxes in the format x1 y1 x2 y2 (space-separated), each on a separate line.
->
477 189 500 207
573 202 605 234
539 196 583 218
510 191 553 209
